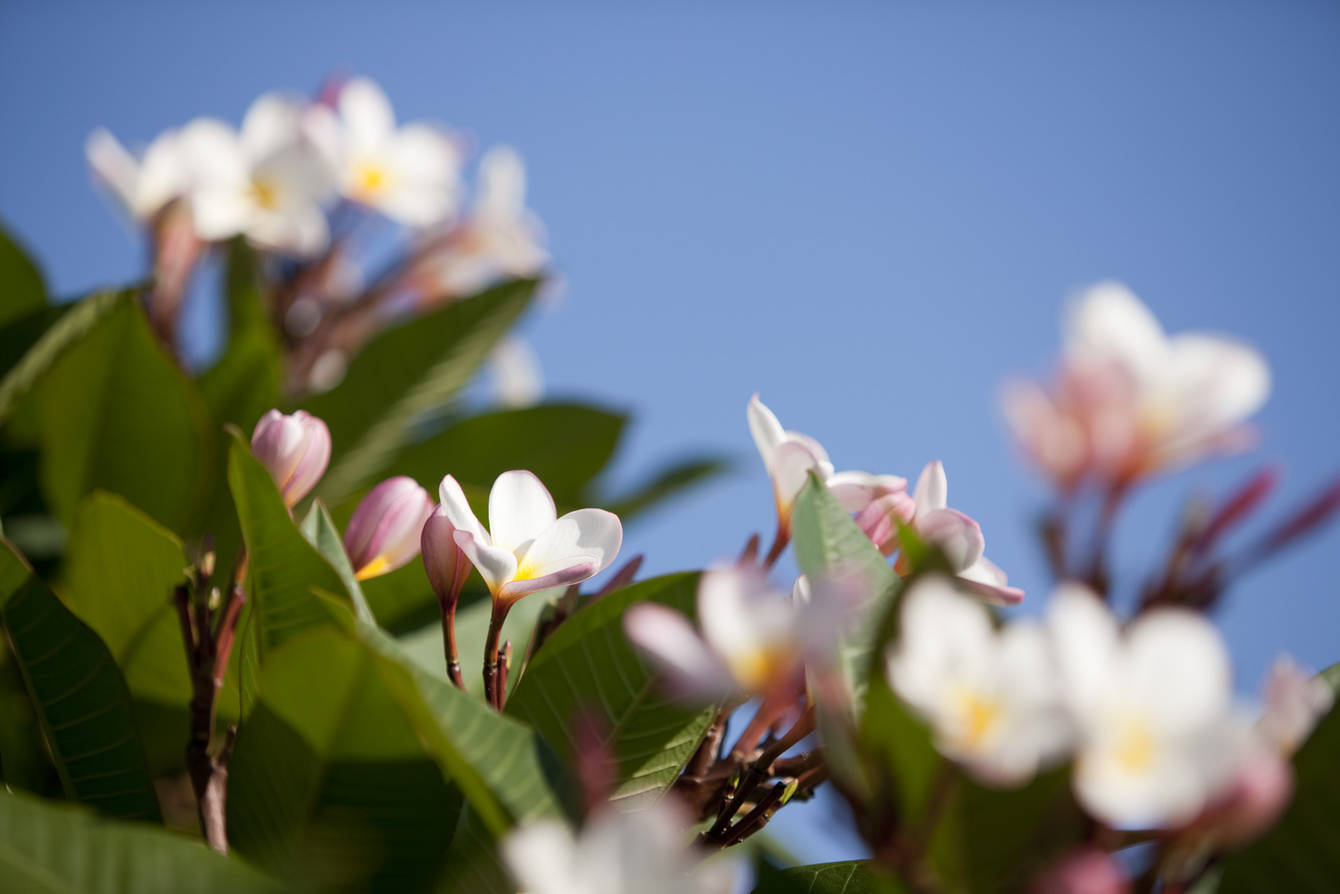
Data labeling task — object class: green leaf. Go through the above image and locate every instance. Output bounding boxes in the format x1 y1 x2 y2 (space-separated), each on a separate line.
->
0 223 47 326
388 402 626 511
298 499 374 624
227 432 360 656
791 475 900 708
306 278 539 504
199 240 281 433
506 573 717 802
604 454 732 521
32 293 209 532
754 859 902 894
435 807 515 894
0 539 160 821
0 788 279 893
0 289 121 424
226 627 461 892
1218 662 1340 893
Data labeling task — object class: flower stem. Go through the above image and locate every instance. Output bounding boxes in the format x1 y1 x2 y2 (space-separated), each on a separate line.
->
438 594 466 691
483 600 511 710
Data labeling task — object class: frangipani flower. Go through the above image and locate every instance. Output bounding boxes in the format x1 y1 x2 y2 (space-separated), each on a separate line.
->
1048 584 1243 828
886 574 1069 786
625 565 802 701
900 461 1023 605
186 95 335 256
317 77 463 227
502 800 740 894
343 476 435 580
747 394 835 528
428 146 550 297
1004 283 1270 486
250 409 331 508
437 470 622 605
86 127 190 223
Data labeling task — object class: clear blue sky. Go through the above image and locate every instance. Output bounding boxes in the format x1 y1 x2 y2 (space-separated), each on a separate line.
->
3 0 1338 864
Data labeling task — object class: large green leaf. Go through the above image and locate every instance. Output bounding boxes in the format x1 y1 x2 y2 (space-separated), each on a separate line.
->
227 627 460 892
754 859 901 894
506 573 717 803
32 293 209 531
0 289 122 424
0 788 279 893
604 454 732 521
0 539 160 821
227 432 360 655
1218 662 1340 893
306 278 539 504
298 499 374 624
0 222 46 326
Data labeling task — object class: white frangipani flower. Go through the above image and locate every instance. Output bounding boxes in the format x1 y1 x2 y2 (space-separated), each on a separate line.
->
625 565 802 700
318 77 463 227
86 127 190 223
887 574 1069 786
430 146 550 296
502 800 740 894
437 470 622 605
747 395 836 526
186 94 335 256
1048 584 1244 828
902 461 1023 605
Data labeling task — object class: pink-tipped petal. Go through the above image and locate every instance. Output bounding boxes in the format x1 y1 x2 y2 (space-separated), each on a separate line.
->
438 474 488 543
453 529 517 597
913 460 949 515
344 476 434 577
624 603 737 700
916 507 985 572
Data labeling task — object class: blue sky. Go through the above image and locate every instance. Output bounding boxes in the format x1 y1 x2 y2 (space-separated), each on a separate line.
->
3 0 1339 864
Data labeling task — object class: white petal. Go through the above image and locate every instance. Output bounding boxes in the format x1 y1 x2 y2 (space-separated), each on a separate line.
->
913 461 948 514
339 77 395 151
189 186 252 242
178 117 248 185
135 132 190 218
1047 583 1119 715
453 529 517 596
770 440 829 516
85 129 142 214
1124 609 1232 737
1167 334 1270 434
477 145 528 220
624 604 736 699
501 820 582 894
241 92 304 160
957 556 1025 605
915 507 985 572
504 508 621 600
488 470 558 554
747 394 786 469
827 470 908 513
1065 281 1169 384
438 474 488 544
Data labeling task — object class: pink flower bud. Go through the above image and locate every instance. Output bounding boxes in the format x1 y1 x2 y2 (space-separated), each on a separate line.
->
421 505 472 607
250 409 331 507
343 476 435 580
1033 847 1130 894
853 491 916 555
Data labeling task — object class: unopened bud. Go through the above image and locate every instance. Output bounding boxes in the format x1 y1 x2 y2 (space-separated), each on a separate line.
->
250 409 331 507
421 505 471 607
344 476 435 580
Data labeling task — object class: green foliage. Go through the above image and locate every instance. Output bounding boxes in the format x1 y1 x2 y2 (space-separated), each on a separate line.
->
754 859 899 894
32 293 209 531
0 289 122 424
0 539 160 822
306 278 539 504
0 222 47 326
604 454 732 520
199 241 282 433
0 788 279 893
506 573 717 802
1217 662 1340 893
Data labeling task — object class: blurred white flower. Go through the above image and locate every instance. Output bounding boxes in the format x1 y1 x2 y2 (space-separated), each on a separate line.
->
186 94 335 256
315 77 463 227
625 565 802 701
489 335 544 407
1257 654 1333 755
86 127 190 223
502 800 740 894
427 145 550 296
1048 584 1244 828
899 461 1023 605
887 574 1069 786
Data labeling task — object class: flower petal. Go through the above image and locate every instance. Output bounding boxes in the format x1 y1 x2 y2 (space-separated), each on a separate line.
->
488 470 558 555
770 440 829 517
624 603 736 700
1065 281 1169 384
1124 608 1232 737
438 474 488 544
339 77 395 151
827 470 908 513
747 394 786 470
915 507 985 572
913 460 948 514
453 529 517 596
505 508 622 598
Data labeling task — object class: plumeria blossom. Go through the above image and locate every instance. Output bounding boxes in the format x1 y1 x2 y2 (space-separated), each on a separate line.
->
898 461 1023 605
314 77 463 227
342 476 435 580
625 565 803 701
425 146 550 297
437 470 622 605
187 95 336 256
1048 584 1244 828
886 574 1069 786
1004 282 1270 486
86 127 191 223
250 409 331 508
502 800 740 894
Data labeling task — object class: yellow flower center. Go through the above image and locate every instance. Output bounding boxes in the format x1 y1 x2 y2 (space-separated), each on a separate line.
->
1113 716 1156 773
353 160 389 198
728 645 791 693
951 686 1001 750
355 554 392 581
250 178 280 211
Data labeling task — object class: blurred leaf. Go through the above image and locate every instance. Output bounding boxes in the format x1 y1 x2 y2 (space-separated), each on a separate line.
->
506 573 717 802
199 240 281 432
0 222 46 326
0 538 160 821
435 807 514 894
389 401 625 510
754 859 901 893
306 278 539 504
32 293 209 532
791 475 900 709
0 788 280 893
227 432 361 656
227 627 461 892
0 637 61 797
604 454 732 520
0 289 122 424
1218 661 1340 893
298 499 373 624
359 559 456 634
